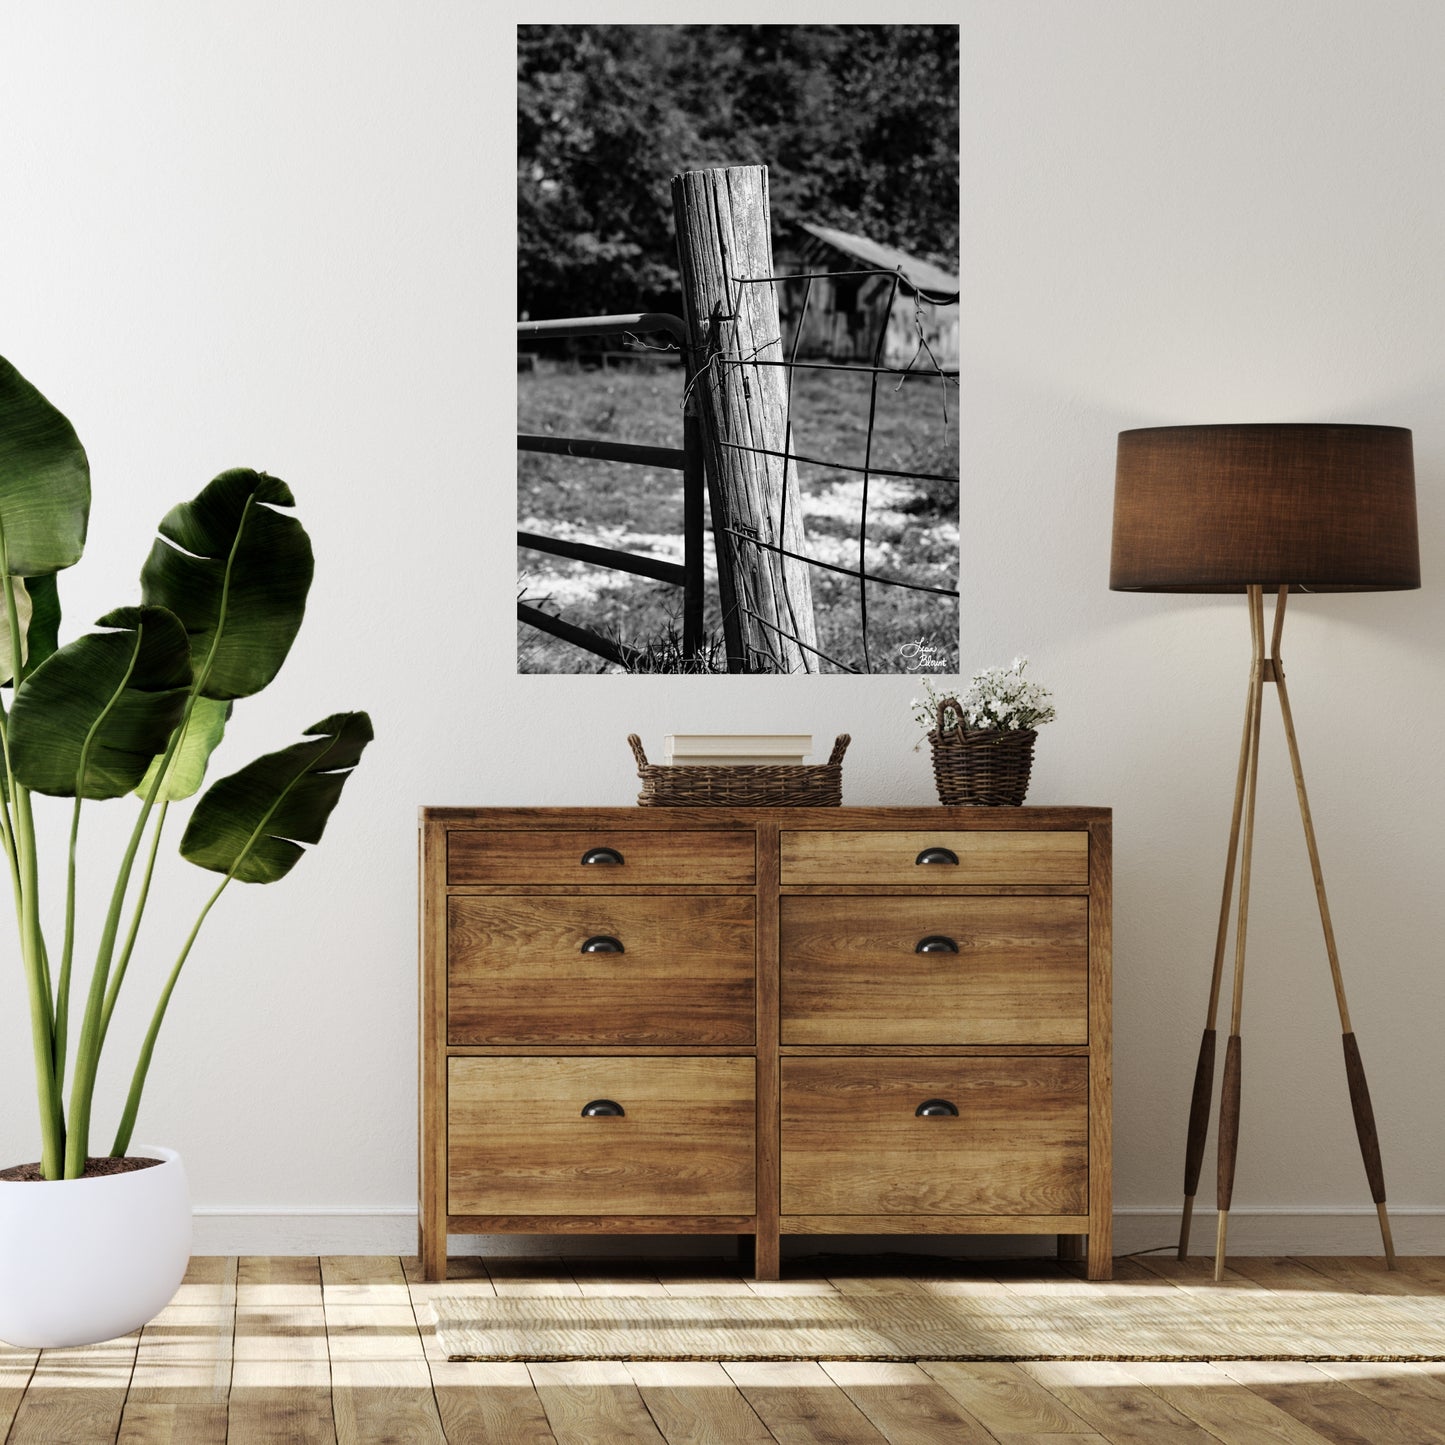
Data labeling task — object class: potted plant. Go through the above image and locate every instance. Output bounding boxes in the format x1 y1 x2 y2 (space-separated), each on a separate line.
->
912 659 1056 805
0 356 372 1348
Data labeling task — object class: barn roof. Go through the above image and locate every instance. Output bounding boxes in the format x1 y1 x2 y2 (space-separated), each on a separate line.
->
796 222 959 300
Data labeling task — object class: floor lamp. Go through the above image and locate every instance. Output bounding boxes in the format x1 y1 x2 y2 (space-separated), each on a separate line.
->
1110 422 1420 1281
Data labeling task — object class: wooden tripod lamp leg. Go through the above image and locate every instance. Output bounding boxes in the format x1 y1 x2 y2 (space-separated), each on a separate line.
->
1214 585 1266 1282
1178 1028 1215 1258
1270 588 1397 1267
1214 1033 1243 1279
1180 599 1262 1259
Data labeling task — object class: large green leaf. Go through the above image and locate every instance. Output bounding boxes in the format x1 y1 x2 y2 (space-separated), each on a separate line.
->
0 574 64 689
0 578 34 685
139 469 313 700
21 572 61 672
180 711 372 883
9 606 193 799
0 576 62 802
0 357 90 577
133 695 232 803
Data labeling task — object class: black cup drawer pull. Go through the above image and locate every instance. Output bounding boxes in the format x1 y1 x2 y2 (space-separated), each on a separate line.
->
581 1099 625 1117
915 1098 959 1117
915 847 959 866
580 935 624 954
580 846 624 866
915 935 959 954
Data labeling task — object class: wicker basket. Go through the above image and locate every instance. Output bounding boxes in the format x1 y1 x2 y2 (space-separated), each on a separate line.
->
929 698 1035 806
629 734 849 807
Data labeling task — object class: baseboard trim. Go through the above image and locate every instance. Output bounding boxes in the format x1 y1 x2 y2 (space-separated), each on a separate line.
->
191 1206 1445 1258
191 1209 419 1255
1113 1206 1445 1258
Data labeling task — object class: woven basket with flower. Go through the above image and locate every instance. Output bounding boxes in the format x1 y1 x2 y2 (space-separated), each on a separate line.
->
916 658 1056 807
930 699 1036 806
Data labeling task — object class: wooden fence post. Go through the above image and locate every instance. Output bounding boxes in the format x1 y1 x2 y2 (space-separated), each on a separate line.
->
672 166 820 673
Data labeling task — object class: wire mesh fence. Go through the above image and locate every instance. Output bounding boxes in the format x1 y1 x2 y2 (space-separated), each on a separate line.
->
689 259 959 674
516 253 958 675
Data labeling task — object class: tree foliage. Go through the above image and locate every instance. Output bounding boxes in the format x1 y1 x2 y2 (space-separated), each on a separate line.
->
518 25 959 319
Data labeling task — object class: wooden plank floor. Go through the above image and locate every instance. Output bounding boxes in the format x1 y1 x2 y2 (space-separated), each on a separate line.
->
2 1255 1443 1443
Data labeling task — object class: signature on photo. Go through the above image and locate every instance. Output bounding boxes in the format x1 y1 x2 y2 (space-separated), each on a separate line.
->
898 639 949 672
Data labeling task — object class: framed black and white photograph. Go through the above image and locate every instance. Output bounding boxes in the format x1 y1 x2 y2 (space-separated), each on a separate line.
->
517 24 960 675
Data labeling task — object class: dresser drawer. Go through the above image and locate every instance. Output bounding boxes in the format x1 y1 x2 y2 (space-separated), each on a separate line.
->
448 895 755 1045
781 896 1087 1045
780 830 1087 886
448 1057 755 1216
780 1057 1087 1215
447 829 755 886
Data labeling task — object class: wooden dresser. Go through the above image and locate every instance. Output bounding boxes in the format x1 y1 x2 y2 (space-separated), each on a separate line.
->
419 806 1112 1281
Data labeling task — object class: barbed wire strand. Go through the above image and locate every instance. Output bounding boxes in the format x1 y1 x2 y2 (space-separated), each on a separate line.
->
776 272 814 669
736 267 957 307
738 606 861 674
733 356 958 378
857 269 903 672
896 296 952 427
712 439 955 486
720 526 959 598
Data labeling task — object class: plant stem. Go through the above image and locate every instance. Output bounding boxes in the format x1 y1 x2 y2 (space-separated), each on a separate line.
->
62 699 192 1176
53 793 83 1084
99 799 169 1045
111 873 230 1157
0 700 42 1017
0 697 31 971
22 794 52 1026
0 721 21 887
0 600 32 957
0 569 60 1176
0 713 41 1089
16 795 60 1176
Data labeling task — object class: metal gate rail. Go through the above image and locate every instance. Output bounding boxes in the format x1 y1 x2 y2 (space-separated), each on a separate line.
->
517 313 704 667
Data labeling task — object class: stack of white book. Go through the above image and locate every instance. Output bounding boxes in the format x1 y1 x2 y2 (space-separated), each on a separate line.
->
664 734 812 766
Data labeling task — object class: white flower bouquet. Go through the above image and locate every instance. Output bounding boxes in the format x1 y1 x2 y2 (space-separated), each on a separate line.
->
911 658 1056 741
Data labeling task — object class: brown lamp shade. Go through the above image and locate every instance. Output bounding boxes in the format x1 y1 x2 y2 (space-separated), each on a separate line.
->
1110 423 1419 592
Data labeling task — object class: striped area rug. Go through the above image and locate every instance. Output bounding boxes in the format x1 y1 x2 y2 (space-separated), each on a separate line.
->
434 1289 1445 1362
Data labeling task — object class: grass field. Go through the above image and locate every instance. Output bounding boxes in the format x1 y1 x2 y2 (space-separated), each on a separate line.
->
517 356 958 674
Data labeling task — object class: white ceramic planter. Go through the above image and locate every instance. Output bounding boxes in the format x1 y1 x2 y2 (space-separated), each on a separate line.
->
0 1143 192 1348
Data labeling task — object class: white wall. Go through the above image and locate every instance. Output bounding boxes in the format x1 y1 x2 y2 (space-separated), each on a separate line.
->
0 1 1440 1255
966 0 1445 1249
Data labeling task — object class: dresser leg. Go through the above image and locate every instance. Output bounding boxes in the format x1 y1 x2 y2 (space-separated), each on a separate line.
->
1056 1233 1086 1262
420 1219 447 1283
1086 1225 1113 1281
753 1230 780 1281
